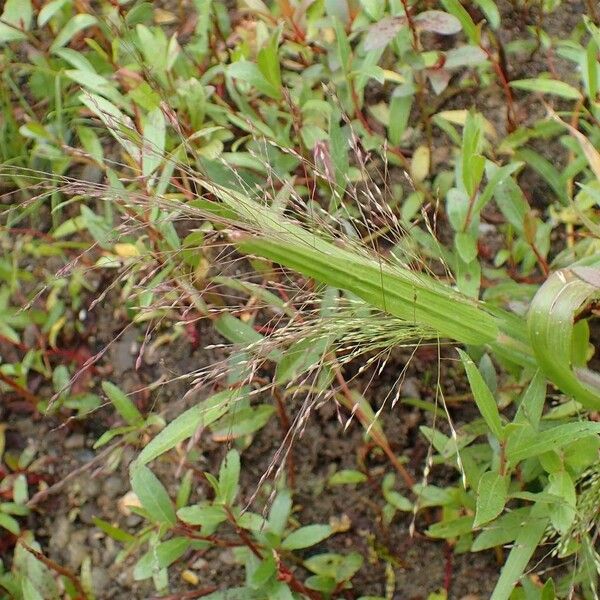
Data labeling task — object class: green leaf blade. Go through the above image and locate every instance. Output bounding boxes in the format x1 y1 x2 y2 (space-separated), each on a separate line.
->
458 349 504 439
130 465 176 526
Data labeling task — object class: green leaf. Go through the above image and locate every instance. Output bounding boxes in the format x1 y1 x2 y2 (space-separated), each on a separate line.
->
101 381 143 426
546 471 576 534
22 578 44 600
489 167 528 231
211 405 275 440
0 0 32 43
268 490 292 536
333 18 352 73
228 61 281 100
237 511 267 533
177 503 226 528
458 349 504 439
198 179 502 347
214 313 263 345
515 148 568 205
383 489 412 511
50 14 97 51
527 268 600 408
305 552 363 582
13 474 28 505
142 107 166 177
136 390 235 465
130 465 176 526
257 29 281 90
38 0 70 27
471 0 500 28
506 421 600 463
461 112 485 197
474 470 508 528
426 515 474 539
133 538 190 581
471 507 531 551
250 556 277 589
281 524 333 550
441 0 479 44
474 161 523 214
217 449 240 505
200 588 261 600
0 511 20 535
329 110 349 195
510 79 582 100
92 517 136 543
454 232 478 263
388 93 412 147
513 370 546 429
329 470 368 485
490 504 548 600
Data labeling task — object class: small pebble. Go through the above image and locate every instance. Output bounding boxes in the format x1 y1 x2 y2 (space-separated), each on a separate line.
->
75 449 95 463
103 475 124 498
400 377 420 399
125 513 143 527
64 434 85 449
118 491 141 516
78 503 98 524
218 550 235 565
49 516 70 557
91 567 111 595
66 530 88 570
191 557 208 570
84 477 101 497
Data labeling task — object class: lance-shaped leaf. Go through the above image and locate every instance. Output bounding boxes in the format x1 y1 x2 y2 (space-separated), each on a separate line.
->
194 180 501 346
414 10 461 35
527 267 600 409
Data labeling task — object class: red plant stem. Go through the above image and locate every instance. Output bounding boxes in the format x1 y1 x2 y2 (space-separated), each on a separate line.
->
273 388 296 489
18 541 86 600
462 188 479 233
173 526 246 549
334 366 415 488
529 242 549 278
483 45 517 132
223 507 320 599
276 560 322 600
224 506 264 560
0 333 29 351
0 372 39 405
444 542 453 593
350 80 374 135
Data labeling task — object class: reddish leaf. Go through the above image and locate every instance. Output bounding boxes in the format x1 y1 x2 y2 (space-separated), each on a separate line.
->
414 10 461 35
426 68 451 95
364 16 407 51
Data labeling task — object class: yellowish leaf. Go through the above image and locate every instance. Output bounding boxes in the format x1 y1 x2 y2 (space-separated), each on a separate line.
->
154 8 177 24
436 109 496 139
553 112 600 182
114 243 140 258
411 145 430 183
49 315 66 348
181 570 199 585
381 69 405 84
